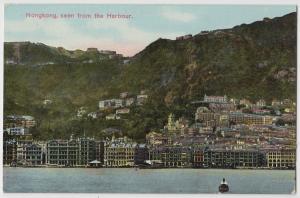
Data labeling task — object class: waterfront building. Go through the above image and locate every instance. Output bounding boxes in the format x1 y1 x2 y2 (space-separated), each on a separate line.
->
134 144 149 165
192 147 205 168
265 149 296 169
17 144 26 164
161 146 191 168
46 139 79 166
104 137 137 167
78 137 96 166
46 137 101 166
149 146 163 162
16 139 34 165
3 140 17 165
25 144 43 165
149 146 191 168
203 148 265 168
95 140 105 164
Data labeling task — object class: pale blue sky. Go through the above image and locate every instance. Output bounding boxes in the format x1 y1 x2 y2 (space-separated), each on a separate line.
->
5 4 296 56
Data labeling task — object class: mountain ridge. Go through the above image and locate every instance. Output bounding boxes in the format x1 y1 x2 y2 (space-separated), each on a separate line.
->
118 12 296 104
4 41 125 65
4 12 297 140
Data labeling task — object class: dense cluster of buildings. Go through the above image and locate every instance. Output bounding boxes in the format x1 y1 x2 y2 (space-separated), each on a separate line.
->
74 91 148 120
98 91 148 120
3 95 296 169
99 91 148 109
143 95 296 169
3 134 295 169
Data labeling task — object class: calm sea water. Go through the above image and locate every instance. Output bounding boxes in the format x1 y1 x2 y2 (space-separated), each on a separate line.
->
3 167 296 194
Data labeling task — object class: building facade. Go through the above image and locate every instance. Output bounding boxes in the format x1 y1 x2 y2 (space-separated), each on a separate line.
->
134 144 149 165
203 149 265 168
46 140 79 166
78 137 96 166
25 144 43 165
192 147 205 168
3 140 17 165
265 149 296 169
149 146 191 168
229 112 273 125
204 95 228 103
95 140 105 164
104 137 136 167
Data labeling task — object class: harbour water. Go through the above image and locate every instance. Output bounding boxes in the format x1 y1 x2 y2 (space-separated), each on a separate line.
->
3 167 295 193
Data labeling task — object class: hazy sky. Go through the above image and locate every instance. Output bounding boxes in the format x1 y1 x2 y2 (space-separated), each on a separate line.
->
5 4 296 56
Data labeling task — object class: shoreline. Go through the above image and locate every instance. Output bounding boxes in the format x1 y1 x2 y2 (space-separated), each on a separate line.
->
3 165 295 170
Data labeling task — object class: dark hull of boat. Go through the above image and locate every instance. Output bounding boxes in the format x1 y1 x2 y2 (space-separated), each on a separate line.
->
219 184 229 193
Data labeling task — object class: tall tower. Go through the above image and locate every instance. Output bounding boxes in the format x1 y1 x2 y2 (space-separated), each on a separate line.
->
111 134 115 142
167 113 176 131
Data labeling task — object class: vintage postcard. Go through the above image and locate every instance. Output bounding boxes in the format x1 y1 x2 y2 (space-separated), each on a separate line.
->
2 2 297 195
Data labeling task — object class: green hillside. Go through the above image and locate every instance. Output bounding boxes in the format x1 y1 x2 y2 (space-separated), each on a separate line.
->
118 12 296 105
4 12 297 141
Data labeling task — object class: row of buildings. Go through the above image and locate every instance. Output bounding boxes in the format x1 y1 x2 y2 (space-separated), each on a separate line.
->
75 91 148 119
200 95 295 109
4 135 104 167
97 91 148 120
4 115 36 128
3 135 295 169
4 115 36 136
99 92 148 110
195 109 274 127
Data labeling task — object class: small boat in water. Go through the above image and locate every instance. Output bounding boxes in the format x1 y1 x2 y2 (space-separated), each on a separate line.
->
219 178 229 193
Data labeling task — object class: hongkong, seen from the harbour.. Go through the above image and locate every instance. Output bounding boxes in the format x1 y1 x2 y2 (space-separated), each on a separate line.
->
3 4 296 194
